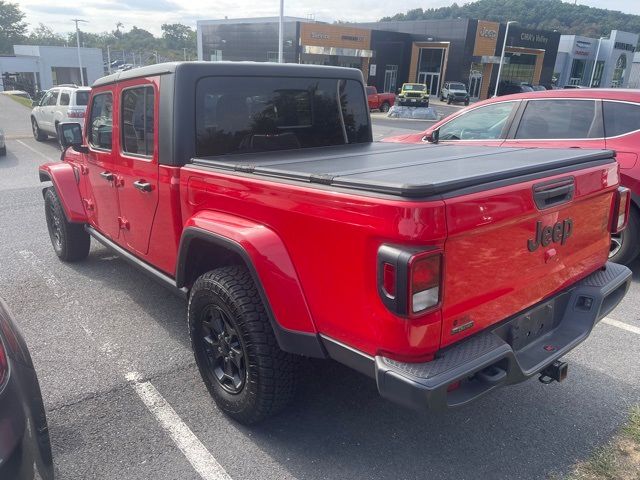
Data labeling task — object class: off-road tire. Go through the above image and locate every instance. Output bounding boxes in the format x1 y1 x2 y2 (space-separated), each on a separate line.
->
447 97 452 104
44 187 90 262
188 266 297 424
610 206 640 265
32 118 47 141
380 102 390 113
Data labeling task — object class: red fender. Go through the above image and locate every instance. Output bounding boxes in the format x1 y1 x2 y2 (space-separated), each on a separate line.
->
39 162 87 223
178 210 317 335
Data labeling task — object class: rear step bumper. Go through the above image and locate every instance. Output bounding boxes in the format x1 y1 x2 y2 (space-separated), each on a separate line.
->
375 262 631 412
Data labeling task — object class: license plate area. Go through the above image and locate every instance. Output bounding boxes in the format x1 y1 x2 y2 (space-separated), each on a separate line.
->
507 301 557 351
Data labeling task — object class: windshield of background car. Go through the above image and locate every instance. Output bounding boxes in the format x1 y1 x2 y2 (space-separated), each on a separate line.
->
75 91 89 106
403 84 425 91
450 83 466 90
438 102 517 140
195 76 371 157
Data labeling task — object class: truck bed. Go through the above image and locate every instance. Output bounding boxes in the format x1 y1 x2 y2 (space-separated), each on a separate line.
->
190 143 614 198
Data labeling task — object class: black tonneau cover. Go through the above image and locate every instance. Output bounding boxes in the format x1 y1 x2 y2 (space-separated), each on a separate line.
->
190 143 615 198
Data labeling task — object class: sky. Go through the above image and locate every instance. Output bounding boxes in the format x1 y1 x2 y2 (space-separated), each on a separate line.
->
13 0 640 36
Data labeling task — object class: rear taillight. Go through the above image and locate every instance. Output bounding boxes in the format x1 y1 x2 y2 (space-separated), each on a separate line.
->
378 245 442 317
611 186 631 234
67 109 85 118
0 339 7 386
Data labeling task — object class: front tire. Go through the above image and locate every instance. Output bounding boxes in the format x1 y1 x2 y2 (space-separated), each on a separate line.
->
188 266 297 424
32 118 47 141
44 188 90 262
610 206 640 265
380 102 390 113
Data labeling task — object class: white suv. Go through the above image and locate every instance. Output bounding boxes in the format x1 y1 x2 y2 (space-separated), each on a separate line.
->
30 85 90 143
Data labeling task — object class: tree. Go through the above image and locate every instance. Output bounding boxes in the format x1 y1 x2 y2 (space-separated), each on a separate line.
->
380 0 640 43
161 23 196 50
28 24 66 46
0 1 27 54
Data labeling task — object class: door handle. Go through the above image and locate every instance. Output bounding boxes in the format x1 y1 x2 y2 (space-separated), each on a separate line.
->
100 171 114 182
133 180 152 192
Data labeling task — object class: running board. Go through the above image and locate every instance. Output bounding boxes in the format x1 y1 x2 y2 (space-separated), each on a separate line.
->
85 226 188 299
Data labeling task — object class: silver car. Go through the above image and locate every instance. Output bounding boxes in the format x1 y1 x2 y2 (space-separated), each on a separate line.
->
30 85 90 143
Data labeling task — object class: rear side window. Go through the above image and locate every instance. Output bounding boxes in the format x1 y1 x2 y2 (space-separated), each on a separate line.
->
603 101 640 137
59 92 70 106
195 76 371 157
88 92 113 150
74 91 89 106
121 86 155 157
366 86 375 95
515 100 602 139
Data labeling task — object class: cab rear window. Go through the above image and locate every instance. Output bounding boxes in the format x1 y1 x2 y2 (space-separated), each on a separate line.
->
195 76 371 157
75 91 89 106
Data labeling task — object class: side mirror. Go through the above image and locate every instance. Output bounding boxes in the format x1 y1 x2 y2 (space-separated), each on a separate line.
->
59 122 87 153
425 128 439 144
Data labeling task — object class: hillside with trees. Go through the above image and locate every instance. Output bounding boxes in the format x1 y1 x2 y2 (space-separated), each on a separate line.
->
380 0 640 39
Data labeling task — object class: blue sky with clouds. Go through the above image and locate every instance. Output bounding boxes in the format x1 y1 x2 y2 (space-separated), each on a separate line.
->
13 0 640 36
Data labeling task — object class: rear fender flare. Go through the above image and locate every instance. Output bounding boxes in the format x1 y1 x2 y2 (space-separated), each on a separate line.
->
38 162 87 223
177 212 325 358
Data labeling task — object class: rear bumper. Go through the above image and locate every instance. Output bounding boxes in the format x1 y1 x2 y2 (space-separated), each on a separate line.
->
375 262 631 412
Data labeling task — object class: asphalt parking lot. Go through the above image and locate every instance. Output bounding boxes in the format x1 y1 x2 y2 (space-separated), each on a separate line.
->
1 93 639 480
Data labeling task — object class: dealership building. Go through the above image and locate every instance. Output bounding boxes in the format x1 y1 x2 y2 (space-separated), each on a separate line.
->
197 17 560 100
0 45 103 94
553 30 639 88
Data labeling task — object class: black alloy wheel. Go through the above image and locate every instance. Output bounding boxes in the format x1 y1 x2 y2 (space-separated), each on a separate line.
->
199 304 246 394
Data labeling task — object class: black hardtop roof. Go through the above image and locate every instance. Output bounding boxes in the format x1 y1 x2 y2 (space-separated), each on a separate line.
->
92 61 364 88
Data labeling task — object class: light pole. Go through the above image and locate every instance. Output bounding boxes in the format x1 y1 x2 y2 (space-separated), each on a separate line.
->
183 47 187 61
278 0 284 63
494 20 517 97
72 19 88 86
589 36 605 87
154 51 159 64
107 45 112 74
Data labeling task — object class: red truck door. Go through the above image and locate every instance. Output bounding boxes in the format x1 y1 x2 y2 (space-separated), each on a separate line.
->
113 81 159 256
84 90 121 240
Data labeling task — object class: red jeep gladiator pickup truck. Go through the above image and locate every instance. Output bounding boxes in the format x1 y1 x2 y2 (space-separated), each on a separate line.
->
366 86 395 112
40 62 632 424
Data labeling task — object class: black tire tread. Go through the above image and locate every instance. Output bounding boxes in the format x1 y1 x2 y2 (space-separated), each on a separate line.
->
44 188 90 262
188 266 297 424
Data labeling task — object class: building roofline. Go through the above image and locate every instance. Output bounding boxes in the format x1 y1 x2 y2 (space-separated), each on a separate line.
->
197 16 314 26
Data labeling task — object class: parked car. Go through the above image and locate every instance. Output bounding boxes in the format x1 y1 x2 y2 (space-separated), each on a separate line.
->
0 297 54 479
440 81 470 105
383 88 640 265
0 90 32 100
396 83 429 107
496 82 534 96
31 85 91 144
366 86 395 112
0 128 5 156
42 62 631 424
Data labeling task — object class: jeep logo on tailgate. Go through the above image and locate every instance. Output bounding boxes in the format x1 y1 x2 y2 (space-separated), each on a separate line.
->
527 219 573 252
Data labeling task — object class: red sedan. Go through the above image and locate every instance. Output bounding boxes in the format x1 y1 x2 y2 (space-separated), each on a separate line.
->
384 89 640 265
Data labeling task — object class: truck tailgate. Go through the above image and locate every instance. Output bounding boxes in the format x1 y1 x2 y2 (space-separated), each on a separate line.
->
440 161 618 348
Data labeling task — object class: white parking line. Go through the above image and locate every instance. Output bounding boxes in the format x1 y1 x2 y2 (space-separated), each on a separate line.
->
602 317 640 335
127 372 233 480
16 139 58 161
18 249 232 480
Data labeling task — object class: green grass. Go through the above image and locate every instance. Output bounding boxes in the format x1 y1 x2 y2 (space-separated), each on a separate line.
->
563 404 640 480
3 94 33 108
622 405 640 443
